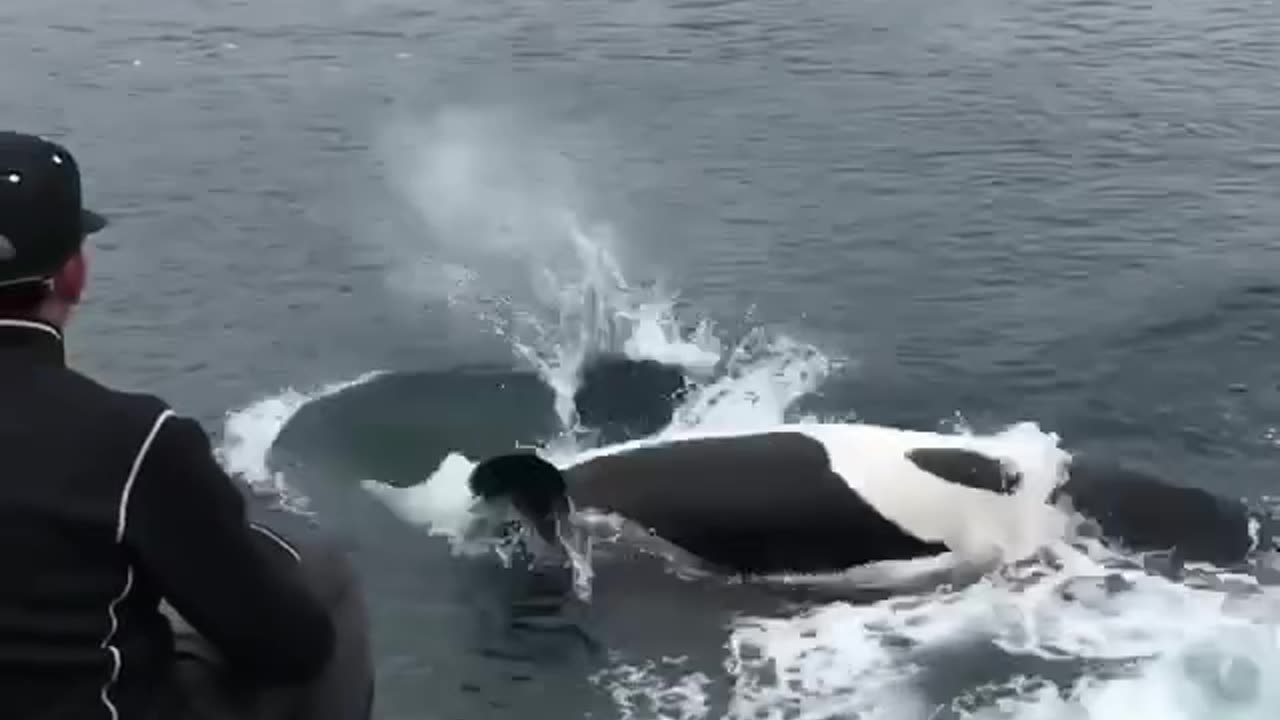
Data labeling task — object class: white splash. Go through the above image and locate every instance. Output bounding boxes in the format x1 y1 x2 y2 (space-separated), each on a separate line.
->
592 657 714 720
359 452 484 552
717 551 1280 720
665 330 836 435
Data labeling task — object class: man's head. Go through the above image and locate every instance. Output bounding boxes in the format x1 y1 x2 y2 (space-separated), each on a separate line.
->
0 131 106 325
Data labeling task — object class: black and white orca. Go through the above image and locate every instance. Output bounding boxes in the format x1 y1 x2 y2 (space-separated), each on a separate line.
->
468 424 1267 578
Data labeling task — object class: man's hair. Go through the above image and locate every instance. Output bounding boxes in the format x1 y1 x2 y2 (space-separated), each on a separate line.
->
0 281 50 318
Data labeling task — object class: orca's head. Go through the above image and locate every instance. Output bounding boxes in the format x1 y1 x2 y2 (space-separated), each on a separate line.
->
469 452 571 546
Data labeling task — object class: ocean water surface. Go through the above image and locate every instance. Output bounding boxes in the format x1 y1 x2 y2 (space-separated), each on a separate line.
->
4 0 1280 718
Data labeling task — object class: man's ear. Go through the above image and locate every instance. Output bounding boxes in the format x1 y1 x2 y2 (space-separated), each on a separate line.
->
50 250 86 304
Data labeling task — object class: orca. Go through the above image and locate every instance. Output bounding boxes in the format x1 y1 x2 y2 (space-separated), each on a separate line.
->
467 424 1267 577
271 350 692 490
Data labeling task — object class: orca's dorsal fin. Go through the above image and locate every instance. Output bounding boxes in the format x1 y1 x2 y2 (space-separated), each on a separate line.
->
469 452 570 545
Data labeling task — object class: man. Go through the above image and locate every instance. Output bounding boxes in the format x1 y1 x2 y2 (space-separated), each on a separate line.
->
0 130 373 719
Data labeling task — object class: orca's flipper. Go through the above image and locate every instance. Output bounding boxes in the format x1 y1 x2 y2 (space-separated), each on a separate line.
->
469 452 571 547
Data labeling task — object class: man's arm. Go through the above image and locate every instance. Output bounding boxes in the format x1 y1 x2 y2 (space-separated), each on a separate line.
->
121 410 336 685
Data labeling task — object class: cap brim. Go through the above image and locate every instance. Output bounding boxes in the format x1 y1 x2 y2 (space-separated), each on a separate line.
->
82 208 107 234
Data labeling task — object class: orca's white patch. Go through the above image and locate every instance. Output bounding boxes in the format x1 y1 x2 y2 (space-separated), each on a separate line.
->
559 421 1074 566
0 234 14 261
800 423 1073 564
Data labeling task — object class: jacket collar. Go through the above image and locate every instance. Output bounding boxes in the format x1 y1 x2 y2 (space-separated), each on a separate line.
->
0 318 66 365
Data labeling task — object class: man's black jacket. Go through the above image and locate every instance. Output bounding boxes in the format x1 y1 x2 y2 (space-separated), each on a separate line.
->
0 318 335 718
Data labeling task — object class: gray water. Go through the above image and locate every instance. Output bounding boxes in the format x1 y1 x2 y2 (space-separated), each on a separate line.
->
6 0 1280 718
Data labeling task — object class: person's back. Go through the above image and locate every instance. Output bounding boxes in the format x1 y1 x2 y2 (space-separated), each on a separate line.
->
0 321 179 716
0 131 373 719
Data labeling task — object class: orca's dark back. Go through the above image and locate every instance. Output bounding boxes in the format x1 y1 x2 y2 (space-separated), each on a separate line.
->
1057 458 1255 566
563 431 947 575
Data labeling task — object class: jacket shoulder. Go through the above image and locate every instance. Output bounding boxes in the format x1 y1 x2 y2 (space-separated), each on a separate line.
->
58 367 176 428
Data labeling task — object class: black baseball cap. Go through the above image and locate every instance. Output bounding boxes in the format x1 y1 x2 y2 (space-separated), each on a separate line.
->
0 131 107 288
